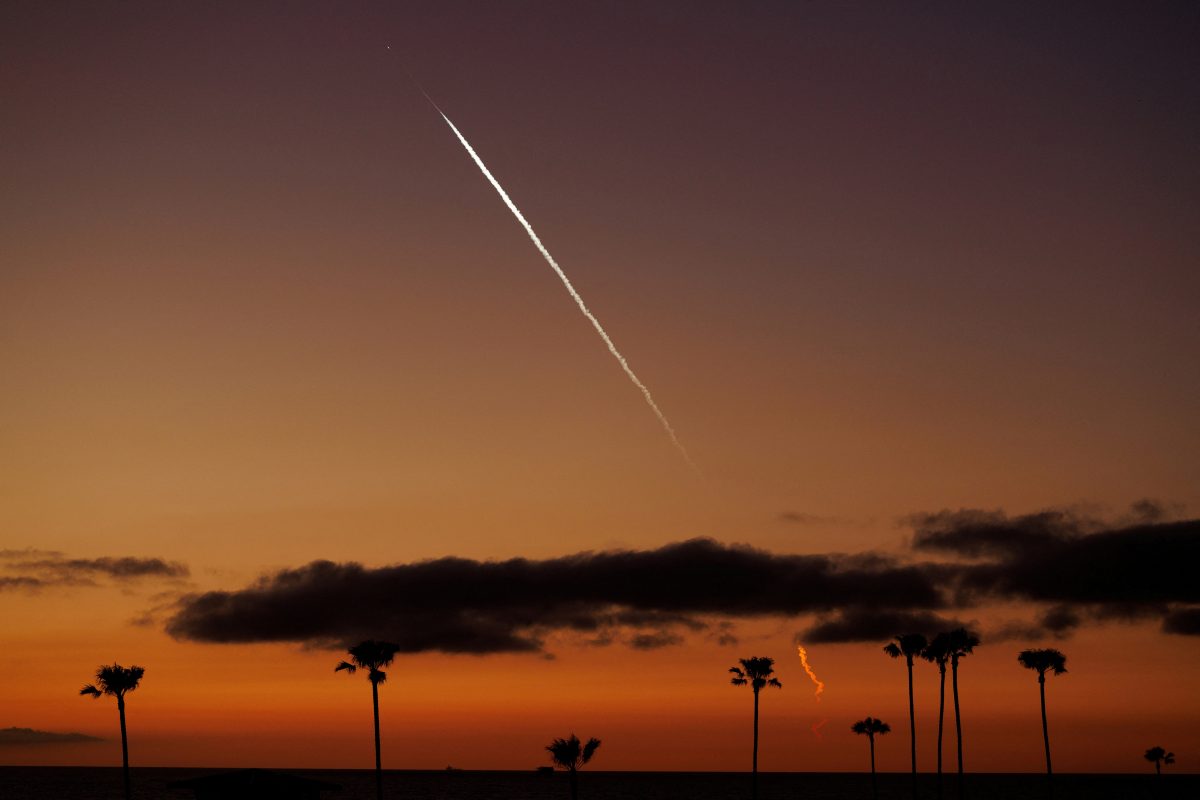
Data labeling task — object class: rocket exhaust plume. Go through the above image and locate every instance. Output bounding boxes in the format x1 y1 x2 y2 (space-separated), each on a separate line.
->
413 85 698 472
797 645 826 702
811 717 830 740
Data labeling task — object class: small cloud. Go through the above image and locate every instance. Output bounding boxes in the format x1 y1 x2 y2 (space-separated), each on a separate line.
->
0 548 64 560
779 512 835 526
0 727 102 746
628 631 683 650
1 552 189 593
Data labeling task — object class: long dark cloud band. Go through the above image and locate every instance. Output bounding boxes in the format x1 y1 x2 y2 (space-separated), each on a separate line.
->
166 539 945 652
165 510 1200 653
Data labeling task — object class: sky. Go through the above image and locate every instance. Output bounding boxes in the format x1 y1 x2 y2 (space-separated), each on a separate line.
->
2 0 1198 775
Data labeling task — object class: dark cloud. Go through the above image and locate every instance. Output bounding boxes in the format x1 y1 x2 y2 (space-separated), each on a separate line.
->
1 553 189 592
1038 605 1081 635
801 609 970 643
163 505 1200 654
166 538 946 653
0 727 102 746
908 508 1087 559
909 506 1199 638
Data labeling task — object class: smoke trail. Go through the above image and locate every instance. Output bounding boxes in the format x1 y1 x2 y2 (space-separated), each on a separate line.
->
797 645 826 702
424 101 698 473
811 717 830 740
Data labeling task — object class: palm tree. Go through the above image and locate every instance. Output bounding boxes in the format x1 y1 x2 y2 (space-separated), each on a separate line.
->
1017 648 1067 784
1143 746 1175 775
884 633 928 800
946 628 980 796
922 633 952 800
852 717 892 800
546 733 601 800
80 663 145 800
336 640 401 800
729 656 782 800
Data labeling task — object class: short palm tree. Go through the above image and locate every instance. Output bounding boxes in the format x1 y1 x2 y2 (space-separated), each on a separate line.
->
852 717 892 800
946 627 980 795
884 633 928 800
546 733 601 800
1144 746 1175 775
729 656 782 800
922 633 952 800
336 640 401 800
80 663 145 800
1017 649 1067 781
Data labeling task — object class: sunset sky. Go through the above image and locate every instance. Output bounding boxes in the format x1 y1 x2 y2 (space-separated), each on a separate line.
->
2 0 1198 775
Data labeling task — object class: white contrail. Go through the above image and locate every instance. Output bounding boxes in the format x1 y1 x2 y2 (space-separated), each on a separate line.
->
430 105 698 473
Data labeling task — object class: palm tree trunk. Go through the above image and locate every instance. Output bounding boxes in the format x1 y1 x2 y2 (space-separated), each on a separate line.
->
936 665 945 800
870 734 878 800
372 680 383 800
952 658 964 799
906 657 917 800
117 695 130 800
1038 674 1052 777
1155 760 1161 776
751 688 760 800
570 767 578 800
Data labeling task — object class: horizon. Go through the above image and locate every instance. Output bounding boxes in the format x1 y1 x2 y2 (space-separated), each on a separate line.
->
2 0 1197 784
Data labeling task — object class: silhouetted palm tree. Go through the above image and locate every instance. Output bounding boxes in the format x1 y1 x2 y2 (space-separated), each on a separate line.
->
922 633 952 800
1017 648 1067 785
884 633 927 799
946 628 980 796
852 717 892 800
729 656 782 800
336 640 400 800
546 733 601 800
1144 746 1175 775
80 663 144 800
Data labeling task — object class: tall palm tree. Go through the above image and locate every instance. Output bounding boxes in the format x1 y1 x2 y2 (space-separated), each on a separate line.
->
946 627 980 796
1017 649 1067 785
852 717 892 800
729 656 782 800
546 733 601 800
922 633 952 800
80 663 145 800
1143 746 1175 775
884 633 928 800
336 640 400 800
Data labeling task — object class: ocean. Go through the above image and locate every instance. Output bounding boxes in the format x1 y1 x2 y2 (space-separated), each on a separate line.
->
1 767 1194 800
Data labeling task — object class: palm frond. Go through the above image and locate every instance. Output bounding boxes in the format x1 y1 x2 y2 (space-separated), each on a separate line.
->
335 661 357 674
546 734 583 770
581 737 601 765
80 684 101 698
1017 648 1068 676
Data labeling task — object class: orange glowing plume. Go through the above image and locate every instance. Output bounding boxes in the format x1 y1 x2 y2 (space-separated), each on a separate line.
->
797 645 826 702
